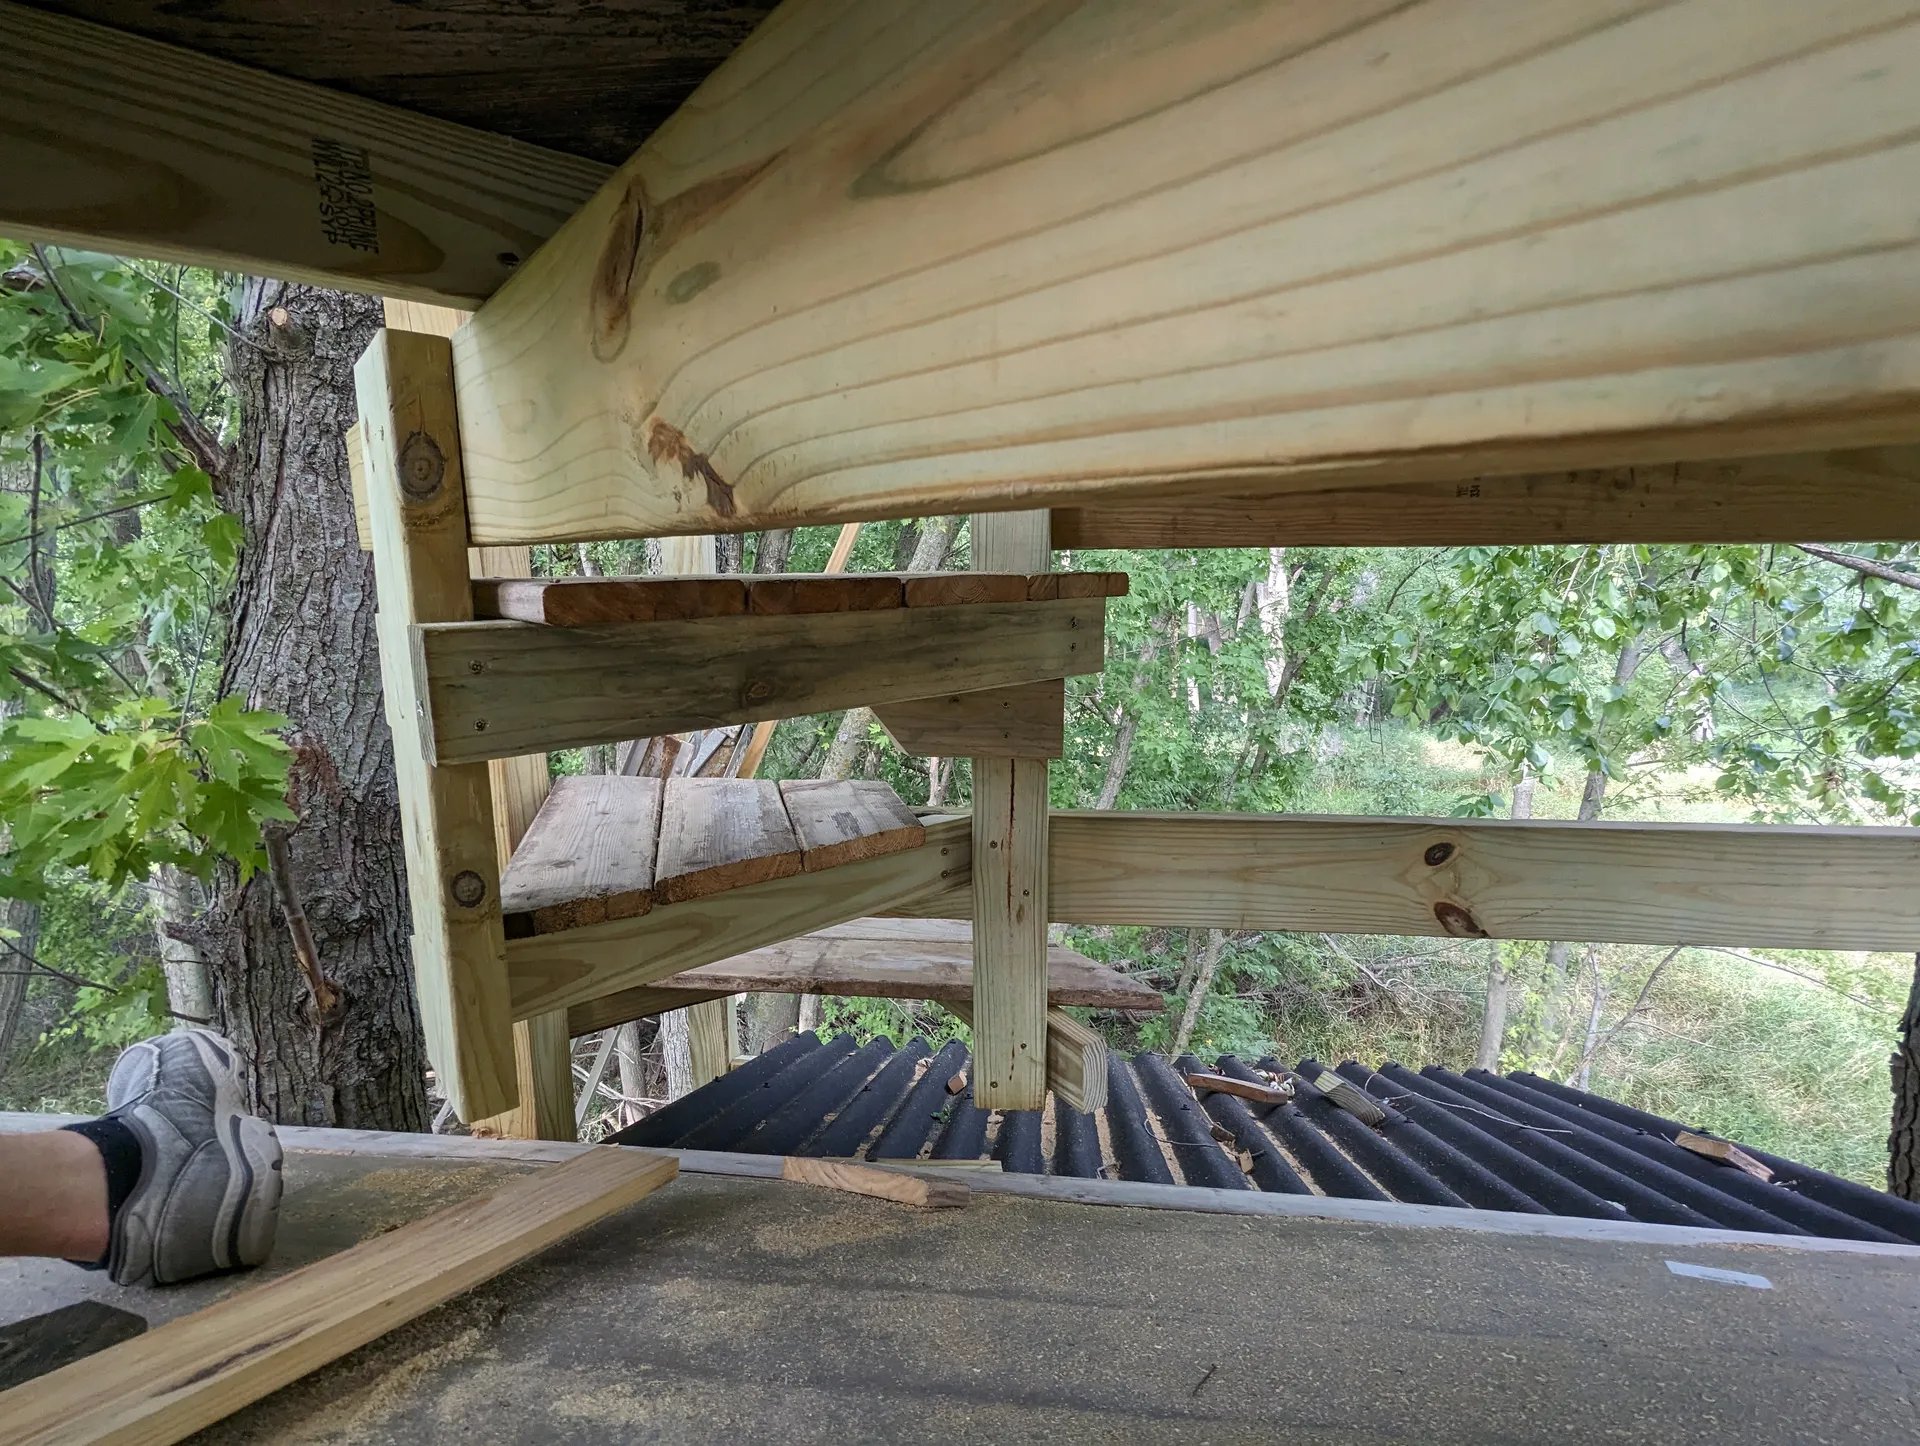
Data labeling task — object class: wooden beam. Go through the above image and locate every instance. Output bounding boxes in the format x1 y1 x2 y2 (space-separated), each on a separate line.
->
1051 450 1920 549
451 1 1920 543
894 811 1920 952
475 575 747 626
779 779 925 871
564 916 1160 1035
945 1000 1110 1114
0 1147 676 1445
734 521 862 780
686 998 733 1089
412 598 1105 765
355 327 516 1122
874 680 1065 759
509 819 972 1019
0 2 610 306
969 510 1054 1111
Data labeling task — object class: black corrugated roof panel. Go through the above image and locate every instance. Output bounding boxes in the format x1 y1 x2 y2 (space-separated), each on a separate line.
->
606 1031 1920 1244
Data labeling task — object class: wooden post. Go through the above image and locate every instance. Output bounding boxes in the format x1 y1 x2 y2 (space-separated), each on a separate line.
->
969 510 1053 1109
355 327 517 1122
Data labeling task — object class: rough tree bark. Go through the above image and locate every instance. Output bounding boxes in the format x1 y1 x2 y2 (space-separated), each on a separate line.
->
1475 768 1534 1069
198 281 429 1130
1891 952 1920 1200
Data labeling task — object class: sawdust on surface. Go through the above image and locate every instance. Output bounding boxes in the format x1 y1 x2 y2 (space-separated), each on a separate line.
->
327 1164 519 1234
747 1196 916 1256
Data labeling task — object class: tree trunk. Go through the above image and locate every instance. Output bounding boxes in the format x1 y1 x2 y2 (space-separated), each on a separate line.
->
1890 952 1920 1201
797 992 822 1035
1574 944 1608 1090
657 1010 693 1099
613 1021 648 1122
151 864 212 1027
200 280 428 1130
1095 711 1138 809
743 992 801 1054
0 894 37 1075
1171 929 1225 1057
1476 941 1510 1071
753 529 795 576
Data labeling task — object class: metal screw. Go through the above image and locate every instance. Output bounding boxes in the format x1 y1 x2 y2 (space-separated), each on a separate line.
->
474 718 489 732
468 659 485 674
450 870 487 907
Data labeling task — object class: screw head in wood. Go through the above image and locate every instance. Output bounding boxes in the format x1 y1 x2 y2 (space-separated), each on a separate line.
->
450 870 487 907
474 718 489 732
1424 841 1455 866
398 431 446 500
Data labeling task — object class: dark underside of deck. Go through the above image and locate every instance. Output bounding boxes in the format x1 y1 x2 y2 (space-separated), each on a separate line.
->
5 1147 1919 1443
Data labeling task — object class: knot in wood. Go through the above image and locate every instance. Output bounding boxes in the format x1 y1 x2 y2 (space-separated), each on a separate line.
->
398 431 446 500
449 870 488 908
1424 841 1455 866
1432 900 1487 938
739 677 776 706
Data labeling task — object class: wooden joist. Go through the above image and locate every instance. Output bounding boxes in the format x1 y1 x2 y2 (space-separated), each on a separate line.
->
0 1147 676 1445
498 775 662 936
451 1 1920 542
564 916 1159 1035
873 680 1066 760
780 780 925 871
510 819 973 1019
945 999 1110 1114
412 598 1105 765
893 811 1920 952
655 778 802 904
0 2 610 306
355 328 516 1121
1050 450 1920 549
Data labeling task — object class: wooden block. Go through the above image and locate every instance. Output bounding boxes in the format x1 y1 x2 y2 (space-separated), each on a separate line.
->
415 599 1106 764
0 1149 677 1445
779 779 926 871
474 576 748 626
1675 1129 1775 1182
0 4 608 307
512 819 972 1019
1025 572 1131 601
562 916 1160 1035
875 680 1065 759
1184 1071 1293 1107
1312 1069 1388 1126
901 572 1028 607
685 997 733 1088
499 775 662 935
355 327 515 1122
781 1155 968 1209
1049 450 1920 549
946 1001 1109 1114
655 778 803 905
746 573 904 615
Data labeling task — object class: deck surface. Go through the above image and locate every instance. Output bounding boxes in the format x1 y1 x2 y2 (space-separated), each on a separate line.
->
4 1143 1918 1442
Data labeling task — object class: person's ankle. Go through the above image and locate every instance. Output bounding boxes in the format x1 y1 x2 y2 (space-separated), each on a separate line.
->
57 1116 142 1267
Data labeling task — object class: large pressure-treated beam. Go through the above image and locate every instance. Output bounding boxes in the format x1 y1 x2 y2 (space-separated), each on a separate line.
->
451 0 1920 543
412 599 1104 765
355 329 517 1122
0 2 610 305
1054 450 1920 550
895 812 1920 952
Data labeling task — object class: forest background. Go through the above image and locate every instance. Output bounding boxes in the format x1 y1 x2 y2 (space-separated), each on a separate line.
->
3 251 1918 1186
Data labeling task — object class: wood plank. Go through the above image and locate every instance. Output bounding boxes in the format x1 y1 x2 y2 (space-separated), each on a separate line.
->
745 573 905 615
969 510 1054 1112
498 775 662 935
451 1 1920 543
414 598 1106 765
1050 450 1920 549
686 998 734 1089
945 1000 1110 1114
474 576 748 626
779 779 926 871
874 680 1065 759
565 920 1158 1034
355 327 516 1122
893 811 1920 952
781 1155 969 1210
510 819 973 1018
901 573 1028 607
0 1148 676 1445
0 2 610 306
1026 572 1132 601
655 778 802 904
1185 1071 1293 1107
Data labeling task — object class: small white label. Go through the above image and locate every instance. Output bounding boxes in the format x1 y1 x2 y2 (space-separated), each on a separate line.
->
1665 1260 1773 1290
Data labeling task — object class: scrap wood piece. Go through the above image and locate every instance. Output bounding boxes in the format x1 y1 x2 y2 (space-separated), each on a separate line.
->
945 1001 1110 1113
780 1155 969 1209
655 777 803 904
944 1070 968 1095
1675 1129 1775 1182
472 575 747 626
1311 1069 1388 1126
0 1148 677 1446
499 775 662 936
1184 1071 1293 1106
779 778 926 871
868 1158 1005 1171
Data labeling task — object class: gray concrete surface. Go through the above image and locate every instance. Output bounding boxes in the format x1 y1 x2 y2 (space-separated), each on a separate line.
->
4 1149 1918 1443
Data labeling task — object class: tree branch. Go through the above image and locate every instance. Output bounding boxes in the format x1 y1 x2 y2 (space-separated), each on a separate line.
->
262 825 343 1026
1794 543 1920 592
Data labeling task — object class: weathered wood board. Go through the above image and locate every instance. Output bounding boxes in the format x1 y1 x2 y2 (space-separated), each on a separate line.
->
498 775 663 935
655 778 802 904
780 779 926 871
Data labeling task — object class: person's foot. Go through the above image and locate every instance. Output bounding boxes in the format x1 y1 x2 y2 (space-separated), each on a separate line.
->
101 1029 283 1286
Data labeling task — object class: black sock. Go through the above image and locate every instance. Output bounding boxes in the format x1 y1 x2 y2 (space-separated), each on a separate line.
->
60 1116 143 1270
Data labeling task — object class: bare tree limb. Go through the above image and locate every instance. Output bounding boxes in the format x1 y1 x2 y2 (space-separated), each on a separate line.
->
263 825 343 1025
1795 543 1920 592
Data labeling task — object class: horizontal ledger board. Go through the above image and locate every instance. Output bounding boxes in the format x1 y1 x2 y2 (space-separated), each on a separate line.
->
452 2 1920 540
889 811 1920 952
413 599 1105 764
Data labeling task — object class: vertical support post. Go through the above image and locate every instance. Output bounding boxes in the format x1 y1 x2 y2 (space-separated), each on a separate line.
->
969 509 1053 1109
355 327 517 1123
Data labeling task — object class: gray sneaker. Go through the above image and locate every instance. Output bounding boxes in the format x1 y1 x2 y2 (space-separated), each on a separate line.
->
102 1029 284 1286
